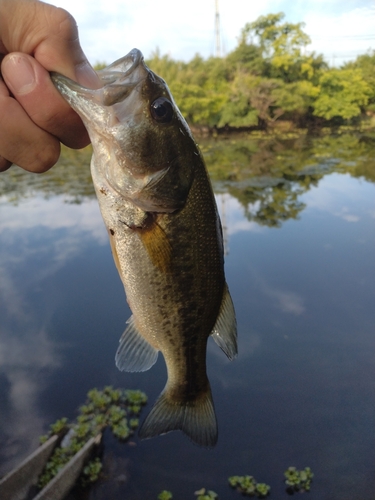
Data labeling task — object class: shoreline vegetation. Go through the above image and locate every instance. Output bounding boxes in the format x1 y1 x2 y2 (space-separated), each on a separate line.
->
2 130 375 210
101 13 375 136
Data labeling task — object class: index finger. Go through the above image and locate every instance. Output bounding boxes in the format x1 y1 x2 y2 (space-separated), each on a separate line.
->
0 0 99 87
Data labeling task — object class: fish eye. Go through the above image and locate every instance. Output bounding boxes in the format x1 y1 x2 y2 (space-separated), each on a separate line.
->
150 97 174 123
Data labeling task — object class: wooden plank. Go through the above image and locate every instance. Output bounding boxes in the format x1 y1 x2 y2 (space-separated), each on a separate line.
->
33 433 101 500
0 435 58 500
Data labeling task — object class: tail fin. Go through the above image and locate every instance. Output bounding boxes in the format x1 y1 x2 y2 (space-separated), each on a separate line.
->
138 385 218 448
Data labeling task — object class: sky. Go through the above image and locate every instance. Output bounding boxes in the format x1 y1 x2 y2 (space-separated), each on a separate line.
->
45 0 374 66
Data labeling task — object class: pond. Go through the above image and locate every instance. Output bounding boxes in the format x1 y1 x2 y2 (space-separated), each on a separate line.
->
0 131 374 499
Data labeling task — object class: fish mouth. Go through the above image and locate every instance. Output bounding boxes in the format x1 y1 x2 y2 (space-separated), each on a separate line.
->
97 48 143 83
50 48 148 125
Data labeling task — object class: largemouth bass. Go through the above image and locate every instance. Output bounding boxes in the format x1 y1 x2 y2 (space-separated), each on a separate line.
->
51 49 237 447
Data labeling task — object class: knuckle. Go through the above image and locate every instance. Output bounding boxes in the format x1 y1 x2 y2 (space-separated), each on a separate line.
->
32 142 61 172
52 8 79 42
18 141 60 173
0 157 12 172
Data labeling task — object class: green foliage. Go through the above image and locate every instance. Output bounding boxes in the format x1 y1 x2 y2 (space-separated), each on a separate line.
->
199 131 375 227
194 488 218 499
228 475 270 497
226 42 264 75
157 491 173 500
241 13 311 79
144 12 374 129
146 52 230 127
272 80 319 117
49 417 69 434
96 14 372 129
39 418 69 444
38 386 147 489
0 144 94 205
4 131 374 230
93 62 107 71
284 466 314 492
82 457 103 486
217 72 260 128
156 487 218 499
314 68 372 120
344 50 375 109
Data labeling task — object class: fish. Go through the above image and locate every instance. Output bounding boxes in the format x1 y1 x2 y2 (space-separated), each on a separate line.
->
51 48 237 447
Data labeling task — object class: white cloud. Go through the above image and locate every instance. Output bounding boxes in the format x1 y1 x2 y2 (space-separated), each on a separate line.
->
302 173 375 223
44 0 374 64
304 5 375 65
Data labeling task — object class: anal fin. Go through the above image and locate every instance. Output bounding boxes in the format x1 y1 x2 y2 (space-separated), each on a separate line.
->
211 283 237 360
115 316 158 372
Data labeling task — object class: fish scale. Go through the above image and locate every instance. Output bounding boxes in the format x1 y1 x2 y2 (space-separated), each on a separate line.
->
51 48 237 447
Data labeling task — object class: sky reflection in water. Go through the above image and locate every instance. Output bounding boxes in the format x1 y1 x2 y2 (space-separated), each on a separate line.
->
0 134 374 499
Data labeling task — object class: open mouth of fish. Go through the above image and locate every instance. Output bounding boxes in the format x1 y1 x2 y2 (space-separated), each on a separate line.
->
51 49 151 128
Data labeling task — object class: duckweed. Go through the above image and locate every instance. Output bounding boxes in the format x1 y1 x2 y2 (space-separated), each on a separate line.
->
82 457 103 486
228 475 270 497
37 386 147 489
284 466 314 493
38 387 313 498
194 487 218 499
156 488 218 499
157 491 173 500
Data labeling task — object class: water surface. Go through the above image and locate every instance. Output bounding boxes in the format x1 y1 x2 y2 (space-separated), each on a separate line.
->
0 132 374 499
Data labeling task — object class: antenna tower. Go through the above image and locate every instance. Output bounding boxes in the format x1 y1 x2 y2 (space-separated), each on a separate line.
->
214 0 221 57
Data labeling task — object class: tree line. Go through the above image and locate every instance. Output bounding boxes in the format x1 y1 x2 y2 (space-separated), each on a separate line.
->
144 13 375 131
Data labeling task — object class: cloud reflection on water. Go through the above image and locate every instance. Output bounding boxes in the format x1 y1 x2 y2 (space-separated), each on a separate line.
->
0 328 61 473
0 195 107 242
0 195 107 475
216 193 265 236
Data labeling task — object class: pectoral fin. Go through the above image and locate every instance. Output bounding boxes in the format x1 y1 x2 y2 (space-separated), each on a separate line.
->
108 230 122 276
115 316 159 372
139 220 172 273
211 284 237 360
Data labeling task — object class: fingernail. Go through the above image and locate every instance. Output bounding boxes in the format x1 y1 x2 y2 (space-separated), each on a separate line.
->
3 54 36 94
75 61 101 89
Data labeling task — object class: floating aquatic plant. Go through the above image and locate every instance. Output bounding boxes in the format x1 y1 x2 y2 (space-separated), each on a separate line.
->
81 457 103 486
284 466 314 493
156 488 218 499
194 487 218 499
157 491 173 500
38 386 147 489
228 475 270 497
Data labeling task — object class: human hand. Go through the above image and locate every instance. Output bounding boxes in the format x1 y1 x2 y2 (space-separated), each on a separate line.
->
0 0 100 172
